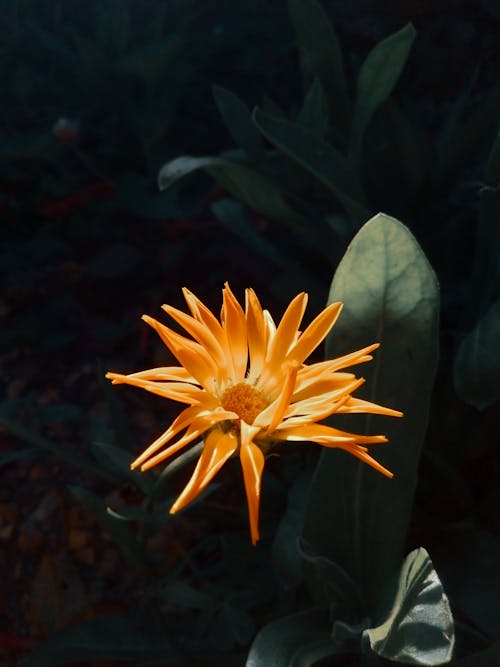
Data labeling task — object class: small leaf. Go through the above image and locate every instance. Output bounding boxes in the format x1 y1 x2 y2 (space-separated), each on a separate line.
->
0 447 39 467
362 548 454 665
288 0 350 131
350 23 416 160
453 299 500 411
21 614 172 666
69 485 142 565
154 579 214 610
253 108 368 226
158 155 228 190
246 608 338 667
213 85 265 161
91 441 155 494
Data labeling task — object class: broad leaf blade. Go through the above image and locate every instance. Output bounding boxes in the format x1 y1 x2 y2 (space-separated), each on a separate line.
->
288 0 350 131
350 24 416 160
213 85 265 161
362 548 454 665
302 214 439 612
253 108 368 226
453 299 500 411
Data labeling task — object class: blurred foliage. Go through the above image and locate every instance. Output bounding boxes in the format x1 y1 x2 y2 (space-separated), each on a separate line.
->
0 0 499 665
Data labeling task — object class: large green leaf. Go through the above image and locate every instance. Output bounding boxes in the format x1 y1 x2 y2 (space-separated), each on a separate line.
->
213 85 265 161
350 24 416 161
246 608 343 667
453 299 500 411
362 548 454 664
302 214 439 612
253 108 368 226
22 614 172 666
288 0 350 131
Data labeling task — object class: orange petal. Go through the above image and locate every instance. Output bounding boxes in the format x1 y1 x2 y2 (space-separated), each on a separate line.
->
245 288 267 381
105 373 214 405
170 429 238 514
336 442 393 478
254 361 299 431
182 287 226 344
162 304 229 375
142 315 218 391
130 405 204 470
336 396 403 417
221 283 248 382
273 422 388 445
140 409 238 471
240 422 265 546
267 293 307 370
288 302 343 365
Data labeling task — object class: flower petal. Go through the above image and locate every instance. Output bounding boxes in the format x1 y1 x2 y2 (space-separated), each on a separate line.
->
170 429 238 514
267 293 307 371
288 301 343 365
240 422 264 545
162 303 229 376
336 396 403 417
105 373 215 405
139 409 238 471
221 283 248 382
254 361 299 431
245 288 268 382
142 315 219 391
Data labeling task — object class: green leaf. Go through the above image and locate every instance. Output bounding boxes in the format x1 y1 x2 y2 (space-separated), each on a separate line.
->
362 548 454 664
350 23 416 161
288 0 350 131
297 78 328 140
0 447 39 467
91 441 155 495
154 578 214 610
0 413 116 483
271 474 309 590
213 85 265 161
253 108 368 226
246 607 342 667
435 84 500 186
453 299 500 411
211 199 289 269
158 155 297 222
471 133 500 316
303 214 439 612
21 614 172 666
69 485 143 566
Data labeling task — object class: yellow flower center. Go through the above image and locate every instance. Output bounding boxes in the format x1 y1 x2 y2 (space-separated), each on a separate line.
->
221 382 269 425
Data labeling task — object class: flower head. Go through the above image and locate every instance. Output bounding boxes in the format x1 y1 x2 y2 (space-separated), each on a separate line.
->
107 284 401 544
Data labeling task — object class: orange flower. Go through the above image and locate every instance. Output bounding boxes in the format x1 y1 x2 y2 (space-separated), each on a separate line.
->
106 284 401 544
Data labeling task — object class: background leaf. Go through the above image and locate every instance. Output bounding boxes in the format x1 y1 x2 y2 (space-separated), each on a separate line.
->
350 24 416 161
453 299 500 411
213 85 265 161
253 108 368 226
288 0 350 131
302 213 439 612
